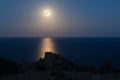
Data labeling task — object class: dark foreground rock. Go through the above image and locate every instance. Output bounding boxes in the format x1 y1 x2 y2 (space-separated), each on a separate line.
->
1 71 120 80
0 52 120 79
0 58 18 77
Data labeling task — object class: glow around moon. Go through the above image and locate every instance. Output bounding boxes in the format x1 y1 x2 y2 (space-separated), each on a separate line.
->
35 7 63 32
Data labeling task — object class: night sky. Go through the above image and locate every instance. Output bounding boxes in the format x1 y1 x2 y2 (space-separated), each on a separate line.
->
0 0 120 37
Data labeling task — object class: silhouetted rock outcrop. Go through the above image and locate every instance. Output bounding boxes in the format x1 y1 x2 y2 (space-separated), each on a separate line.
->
37 52 78 71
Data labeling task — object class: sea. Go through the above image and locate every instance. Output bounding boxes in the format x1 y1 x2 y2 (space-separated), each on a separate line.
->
0 37 120 68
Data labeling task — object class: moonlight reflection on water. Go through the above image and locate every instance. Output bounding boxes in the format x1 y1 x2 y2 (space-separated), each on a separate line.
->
37 37 57 59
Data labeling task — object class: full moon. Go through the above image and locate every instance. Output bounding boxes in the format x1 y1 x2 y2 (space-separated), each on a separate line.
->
43 9 52 17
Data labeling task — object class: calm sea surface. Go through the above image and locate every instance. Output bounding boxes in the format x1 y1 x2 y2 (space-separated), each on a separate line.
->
0 38 120 68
